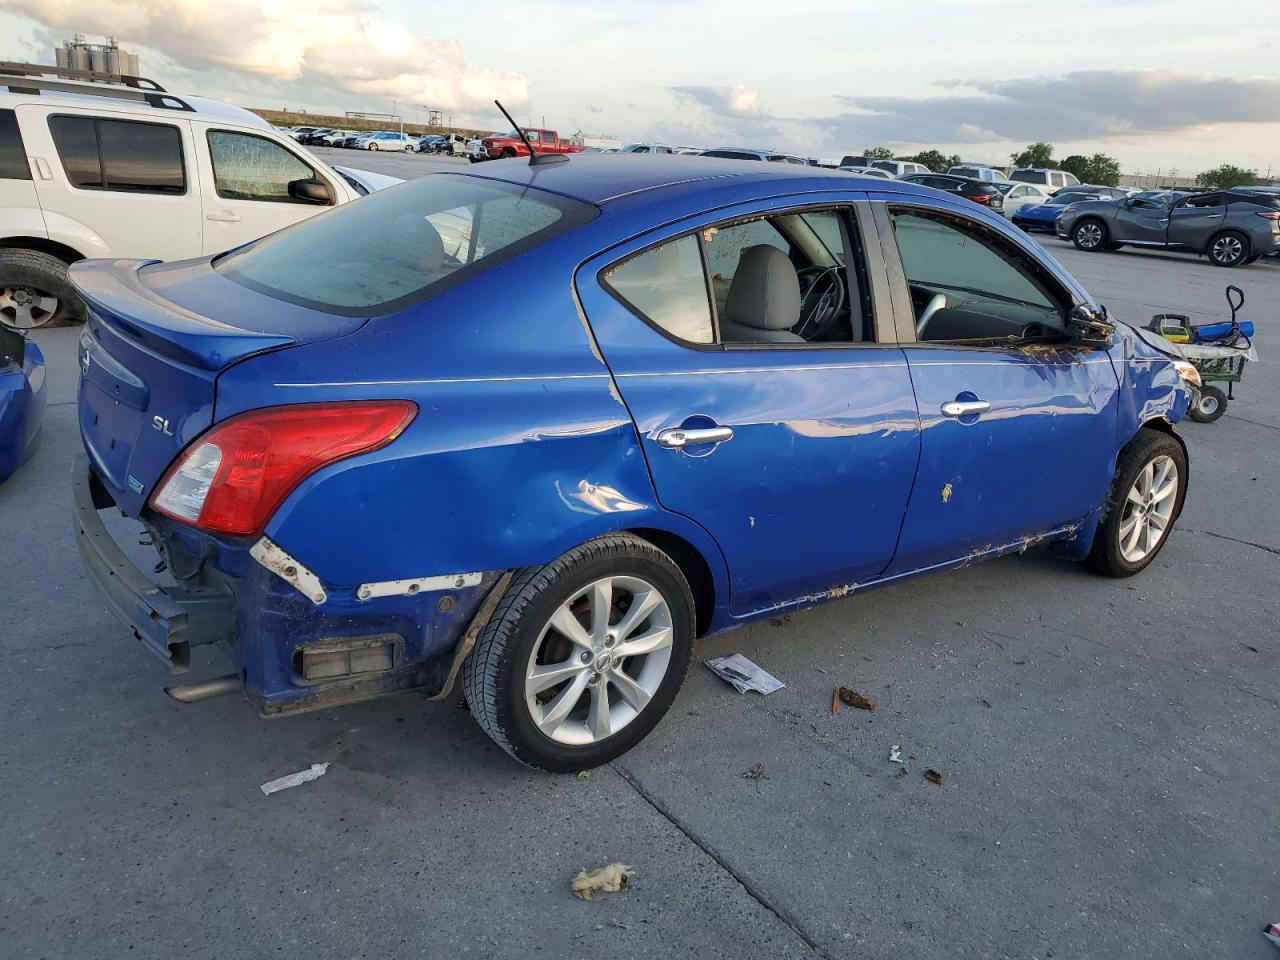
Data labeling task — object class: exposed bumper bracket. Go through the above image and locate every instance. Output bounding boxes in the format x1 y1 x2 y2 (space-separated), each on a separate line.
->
427 570 514 701
72 455 236 673
250 537 326 604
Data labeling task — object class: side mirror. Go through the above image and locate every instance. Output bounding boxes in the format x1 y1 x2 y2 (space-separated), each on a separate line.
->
288 178 333 205
1067 303 1115 347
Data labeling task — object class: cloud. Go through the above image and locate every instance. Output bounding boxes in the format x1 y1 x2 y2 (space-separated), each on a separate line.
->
7 0 526 111
670 84 762 118
828 70 1280 146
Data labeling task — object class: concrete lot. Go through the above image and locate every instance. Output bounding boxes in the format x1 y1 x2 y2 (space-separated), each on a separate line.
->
2 155 1278 959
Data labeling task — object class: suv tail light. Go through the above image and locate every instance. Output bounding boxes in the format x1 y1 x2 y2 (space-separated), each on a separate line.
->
968 194 992 205
150 401 416 536
1256 211 1280 231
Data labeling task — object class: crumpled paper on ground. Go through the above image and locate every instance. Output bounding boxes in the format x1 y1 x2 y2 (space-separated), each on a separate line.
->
570 863 634 900
260 763 330 796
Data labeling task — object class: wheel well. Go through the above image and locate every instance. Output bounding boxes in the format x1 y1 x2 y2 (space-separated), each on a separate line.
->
0 237 86 264
1137 417 1187 460
1207 229 1249 255
626 527 715 637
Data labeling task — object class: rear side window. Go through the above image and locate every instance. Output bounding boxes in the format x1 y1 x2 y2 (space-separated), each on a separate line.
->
207 131 317 203
1010 170 1041 184
48 116 185 194
217 175 596 315
0 109 31 180
605 235 714 344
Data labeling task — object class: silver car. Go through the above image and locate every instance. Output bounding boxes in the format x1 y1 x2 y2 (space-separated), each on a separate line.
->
1058 190 1280 267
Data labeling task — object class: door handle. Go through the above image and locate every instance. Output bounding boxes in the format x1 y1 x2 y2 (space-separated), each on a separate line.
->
1205 214 1222 219
32 157 52 180
656 426 734 449
941 400 991 418
205 211 241 222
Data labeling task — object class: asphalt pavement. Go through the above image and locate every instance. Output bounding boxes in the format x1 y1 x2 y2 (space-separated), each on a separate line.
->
2 159 1277 959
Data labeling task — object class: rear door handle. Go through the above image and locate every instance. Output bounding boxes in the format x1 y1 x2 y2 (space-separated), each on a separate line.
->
205 211 241 222
941 400 991 418
656 426 734 449
32 157 52 180
1205 214 1223 219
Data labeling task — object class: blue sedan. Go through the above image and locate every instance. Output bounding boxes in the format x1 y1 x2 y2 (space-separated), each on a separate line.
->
70 156 1196 770
1012 191 1110 232
0 326 45 482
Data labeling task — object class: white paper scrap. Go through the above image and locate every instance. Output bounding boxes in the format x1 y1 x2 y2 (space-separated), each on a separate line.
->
260 762 330 796
705 654 785 695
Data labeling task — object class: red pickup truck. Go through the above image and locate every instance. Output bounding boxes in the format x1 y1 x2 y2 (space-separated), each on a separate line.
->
480 128 586 160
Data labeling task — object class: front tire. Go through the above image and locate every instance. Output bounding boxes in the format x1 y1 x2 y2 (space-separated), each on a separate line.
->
0 249 83 329
368 142 379 151
463 535 695 772
1072 219 1108 252
1188 384 1226 423
1207 231 1249 267
1086 429 1187 577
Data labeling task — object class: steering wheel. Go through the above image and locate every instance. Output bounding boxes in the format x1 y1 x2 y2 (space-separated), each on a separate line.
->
793 266 846 340
916 293 947 337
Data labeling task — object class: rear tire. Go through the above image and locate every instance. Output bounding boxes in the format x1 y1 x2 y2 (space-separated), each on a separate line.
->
0 249 84 329
1207 230 1249 267
463 535 695 772
501 147 517 158
1188 384 1226 423
1085 429 1187 577
1072 219 1108 252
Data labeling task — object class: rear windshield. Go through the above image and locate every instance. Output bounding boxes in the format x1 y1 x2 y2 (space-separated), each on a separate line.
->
1009 170 1046 184
216 175 596 315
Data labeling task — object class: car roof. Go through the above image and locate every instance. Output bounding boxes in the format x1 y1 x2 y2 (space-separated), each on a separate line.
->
0 78 273 129
454 154 934 205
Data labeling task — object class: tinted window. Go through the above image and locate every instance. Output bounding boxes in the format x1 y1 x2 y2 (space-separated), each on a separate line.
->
0 109 30 180
604 235 713 344
702 150 760 160
217 175 595 315
1009 170 1043 184
870 160 896 172
207 131 316 202
49 116 184 193
892 211 1064 342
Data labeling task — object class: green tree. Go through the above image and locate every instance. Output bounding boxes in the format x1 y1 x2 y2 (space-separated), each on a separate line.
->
863 146 894 160
1196 164 1257 189
896 149 961 172
1011 142 1055 168
1059 154 1090 181
1083 153 1121 186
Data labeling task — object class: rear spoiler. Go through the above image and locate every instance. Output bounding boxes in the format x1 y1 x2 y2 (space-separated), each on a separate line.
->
69 259 294 371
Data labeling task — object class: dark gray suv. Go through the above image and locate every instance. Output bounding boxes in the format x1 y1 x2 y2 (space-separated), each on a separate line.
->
1057 190 1280 267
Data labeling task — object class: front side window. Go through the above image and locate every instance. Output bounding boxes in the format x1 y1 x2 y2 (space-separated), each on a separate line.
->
49 116 184 194
217 174 595 315
208 131 318 203
0 109 31 180
602 206 872 348
891 210 1067 343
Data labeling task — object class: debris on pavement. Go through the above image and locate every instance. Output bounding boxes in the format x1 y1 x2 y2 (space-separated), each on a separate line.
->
570 863 634 900
1264 923 1280 949
837 687 876 712
889 745 903 764
925 769 944 785
577 770 591 780
705 654 785 695
259 762 330 796
741 764 769 781
831 688 841 714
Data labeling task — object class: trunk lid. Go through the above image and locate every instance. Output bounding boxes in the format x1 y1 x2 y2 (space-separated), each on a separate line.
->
72 258 363 516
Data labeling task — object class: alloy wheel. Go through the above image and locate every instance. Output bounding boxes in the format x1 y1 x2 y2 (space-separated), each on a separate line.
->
1211 235 1243 264
1076 222 1103 249
0 285 59 329
1118 455 1179 564
524 575 673 745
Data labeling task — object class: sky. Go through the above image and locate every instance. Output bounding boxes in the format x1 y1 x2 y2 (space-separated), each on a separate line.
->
3 0 1279 175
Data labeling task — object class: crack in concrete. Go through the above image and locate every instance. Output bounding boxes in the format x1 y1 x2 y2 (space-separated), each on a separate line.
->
1188 528 1280 557
1223 414 1280 432
612 761 835 960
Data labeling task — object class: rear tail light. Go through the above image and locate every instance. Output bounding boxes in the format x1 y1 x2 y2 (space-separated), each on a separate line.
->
968 194 992 204
1256 211 1280 231
150 401 416 536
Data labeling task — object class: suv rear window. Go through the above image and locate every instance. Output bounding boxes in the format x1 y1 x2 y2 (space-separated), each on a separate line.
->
1009 170 1044 184
48 116 184 194
0 109 30 180
216 175 596 316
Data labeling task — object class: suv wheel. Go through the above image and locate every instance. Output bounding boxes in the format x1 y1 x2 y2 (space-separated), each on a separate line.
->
1208 231 1249 267
0 249 83 329
1072 219 1107 252
463 534 695 772
1086 429 1187 577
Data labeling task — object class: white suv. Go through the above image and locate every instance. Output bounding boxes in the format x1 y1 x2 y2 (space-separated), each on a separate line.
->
0 63 388 328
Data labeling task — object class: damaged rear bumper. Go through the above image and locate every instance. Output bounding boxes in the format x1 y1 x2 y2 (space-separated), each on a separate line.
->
72 454 235 672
